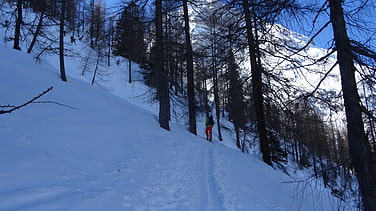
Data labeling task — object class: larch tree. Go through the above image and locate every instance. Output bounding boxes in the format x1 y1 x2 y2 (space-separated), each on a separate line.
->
182 0 197 135
27 11 44 54
13 0 22 51
156 0 170 130
25 0 48 54
113 0 147 83
328 0 376 210
227 51 246 150
242 0 272 166
59 0 67 82
206 5 225 142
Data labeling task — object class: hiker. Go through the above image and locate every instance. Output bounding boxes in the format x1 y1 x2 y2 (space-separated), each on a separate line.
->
205 114 214 141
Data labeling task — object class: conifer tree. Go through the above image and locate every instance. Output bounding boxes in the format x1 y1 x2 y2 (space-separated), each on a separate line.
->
182 0 197 135
156 0 170 130
227 51 246 149
113 0 146 64
59 0 67 82
328 0 376 209
13 0 22 51
242 0 272 166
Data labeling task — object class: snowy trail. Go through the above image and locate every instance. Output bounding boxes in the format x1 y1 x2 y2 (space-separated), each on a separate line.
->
193 143 224 211
122 132 227 211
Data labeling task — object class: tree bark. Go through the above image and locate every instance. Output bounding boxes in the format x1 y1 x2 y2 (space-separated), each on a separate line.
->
213 63 223 141
13 0 22 51
242 0 272 166
210 17 223 142
183 0 197 135
128 59 132 84
328 0 376 210
228 51 243 149
156 0 170 130
27 12 44 54
59 0 67 82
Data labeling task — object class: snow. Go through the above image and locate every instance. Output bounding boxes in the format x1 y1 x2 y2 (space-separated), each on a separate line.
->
0 2 356 209
0 44 353 210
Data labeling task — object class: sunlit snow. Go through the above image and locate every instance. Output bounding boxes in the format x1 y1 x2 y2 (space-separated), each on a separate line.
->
0 44 352 210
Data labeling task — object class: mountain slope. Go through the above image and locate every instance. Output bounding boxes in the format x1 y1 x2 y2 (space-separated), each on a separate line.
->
0 45 351 210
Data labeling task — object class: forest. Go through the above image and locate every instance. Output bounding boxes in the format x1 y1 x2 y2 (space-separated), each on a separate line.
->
1 0 375 210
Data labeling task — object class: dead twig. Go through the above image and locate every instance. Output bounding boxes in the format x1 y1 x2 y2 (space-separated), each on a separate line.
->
0 86 53 114
32 100 78 110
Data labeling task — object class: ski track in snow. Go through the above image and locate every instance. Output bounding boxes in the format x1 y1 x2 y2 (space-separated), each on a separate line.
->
194 144 224 211
0 130 231 210
118 134 227 211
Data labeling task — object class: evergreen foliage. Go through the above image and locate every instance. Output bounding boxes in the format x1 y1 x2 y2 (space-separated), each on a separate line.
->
113 0 146 64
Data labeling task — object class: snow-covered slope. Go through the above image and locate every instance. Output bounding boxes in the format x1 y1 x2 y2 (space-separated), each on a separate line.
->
0 44 352 210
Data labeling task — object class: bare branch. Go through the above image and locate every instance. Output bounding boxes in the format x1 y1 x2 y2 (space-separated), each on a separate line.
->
32 101 78 110
305 62 337 97
0 86 53 114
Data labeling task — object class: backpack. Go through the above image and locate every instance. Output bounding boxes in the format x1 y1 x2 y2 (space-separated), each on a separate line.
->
208 115 214 126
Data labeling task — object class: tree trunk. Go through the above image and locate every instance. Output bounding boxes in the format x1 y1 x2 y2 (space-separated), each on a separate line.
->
91 55 100 85
13 0 22 51
128 59 132 84
229 50 243 149
59 0 67 82
210 14 223 141
183 0 197 135
242 0 272 166
328 0 376 210
156 0 170 130
213 66 223 141
27 12 44 54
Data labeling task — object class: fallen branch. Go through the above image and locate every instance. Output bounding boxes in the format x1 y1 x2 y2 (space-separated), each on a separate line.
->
33 100 78 110
0 86 53 114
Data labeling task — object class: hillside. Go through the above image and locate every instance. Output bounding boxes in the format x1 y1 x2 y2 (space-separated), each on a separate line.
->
0 42 352 210
0 1 361 209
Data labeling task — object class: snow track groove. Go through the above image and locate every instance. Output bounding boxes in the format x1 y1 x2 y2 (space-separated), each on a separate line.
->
193 143 224 211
